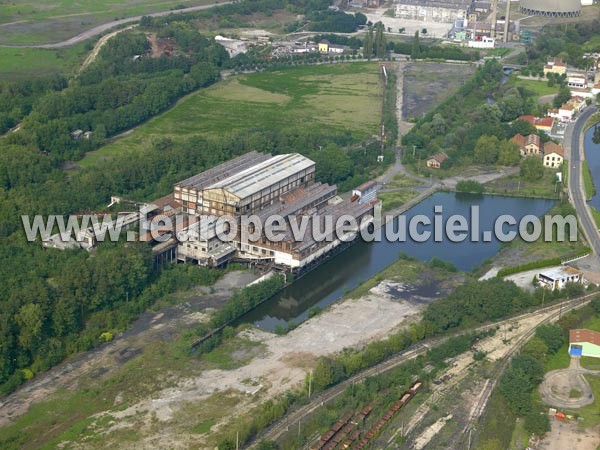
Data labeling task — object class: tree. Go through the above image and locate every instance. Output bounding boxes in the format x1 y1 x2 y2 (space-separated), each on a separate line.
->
520 156 544 181
399 27 405 34
474 135 500 164
553 85 572 108
500 355 544 414
535 324 564 354
497 140 521 166
15 303 44 353
312 356 345 391
412 31 420 59
374 22 387 58
421 28 428 35
524 410 550 435
354 12 367 26
509 119 537 137
522 337 548 361
363 27 374 60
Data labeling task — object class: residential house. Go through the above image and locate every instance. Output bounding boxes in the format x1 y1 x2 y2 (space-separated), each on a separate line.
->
543 58 567 75
426 152 448 169
318 40 330 53
511 133 541 156
517 115 554 133
542 141 564 168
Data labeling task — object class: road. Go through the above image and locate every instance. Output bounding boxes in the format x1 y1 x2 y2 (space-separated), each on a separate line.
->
245 295 594 448
0 2 232 49
566 107 600 255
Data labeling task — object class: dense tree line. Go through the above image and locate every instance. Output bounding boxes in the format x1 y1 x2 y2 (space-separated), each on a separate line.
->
3 28 226 164
306 10 366 33
0 242 220 393
0 74 67 135
518 20 600 73
390 31 480 61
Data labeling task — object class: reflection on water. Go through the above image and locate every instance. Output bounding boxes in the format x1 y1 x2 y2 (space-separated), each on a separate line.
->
585 125 600 210
239 192 555 331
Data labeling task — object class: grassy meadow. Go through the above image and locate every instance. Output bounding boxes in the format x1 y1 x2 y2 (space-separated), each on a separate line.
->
0 44 89 79
78 62 383 168
0 0 213 44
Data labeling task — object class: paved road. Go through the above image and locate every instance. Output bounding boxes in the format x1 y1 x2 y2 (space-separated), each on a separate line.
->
566 107 600 255
0 2 231 48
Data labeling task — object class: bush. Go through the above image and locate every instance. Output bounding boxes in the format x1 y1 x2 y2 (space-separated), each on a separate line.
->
456 180 484 194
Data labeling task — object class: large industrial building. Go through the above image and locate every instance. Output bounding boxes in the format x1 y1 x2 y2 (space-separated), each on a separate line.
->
394 0 472 22
174 152 316 216
170 152 378 271
43 152 379 273
519 0 581 17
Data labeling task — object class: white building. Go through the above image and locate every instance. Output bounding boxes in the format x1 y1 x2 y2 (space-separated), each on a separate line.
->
567 74 587 89
394 0 470 23
537 266 584 291
468 36 495 48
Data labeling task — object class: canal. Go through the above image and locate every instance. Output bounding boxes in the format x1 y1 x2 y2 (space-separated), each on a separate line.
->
241 192 555 331
584 124 600 210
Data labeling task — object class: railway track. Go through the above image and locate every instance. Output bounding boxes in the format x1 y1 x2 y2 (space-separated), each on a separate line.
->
246 294 595 448
461 295 593 443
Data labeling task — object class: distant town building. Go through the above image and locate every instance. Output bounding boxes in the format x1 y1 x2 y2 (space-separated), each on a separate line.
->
567 74 587 89
352 181 378 204
318 40 330 53
511 134 541 156
569 329 600 358
468 36 495 48
426 152 448 169
394 0 470 23
537 266 583 291
517 115 554 133
543 58 567 76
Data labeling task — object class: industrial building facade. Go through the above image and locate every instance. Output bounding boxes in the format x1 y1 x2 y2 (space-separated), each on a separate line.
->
394 0 471 23
41 152 379 273
169 152 378 271
174 152 316 216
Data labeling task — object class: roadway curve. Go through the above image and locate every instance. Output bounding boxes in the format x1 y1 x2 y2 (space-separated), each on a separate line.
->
0 2 231 49
566 107 600 255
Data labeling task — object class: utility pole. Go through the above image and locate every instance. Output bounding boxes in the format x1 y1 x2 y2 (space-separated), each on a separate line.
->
236 431 239 450
308 369 313 399
413 145 416 157
542 289 545 307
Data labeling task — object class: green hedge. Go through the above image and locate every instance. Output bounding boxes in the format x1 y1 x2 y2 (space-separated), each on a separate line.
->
497 249 590 277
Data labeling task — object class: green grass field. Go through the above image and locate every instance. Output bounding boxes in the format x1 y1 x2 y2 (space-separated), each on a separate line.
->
513 78 559 98
78 62 383 168
582 160 596 200
0 0 213 45
0 44 89 79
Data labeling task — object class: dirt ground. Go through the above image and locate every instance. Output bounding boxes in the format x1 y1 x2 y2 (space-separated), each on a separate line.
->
94 284 430 447
539 357 599 409
539 420 600 450
402 62 475 119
